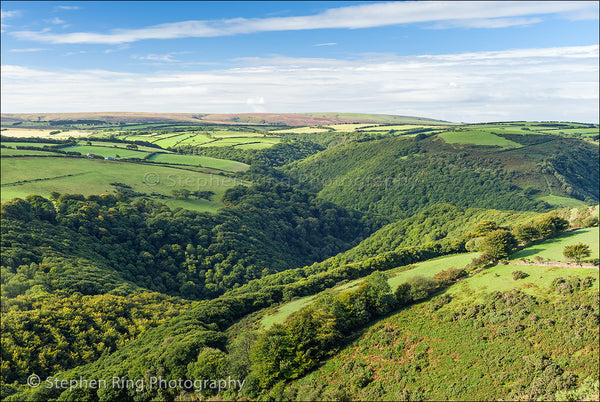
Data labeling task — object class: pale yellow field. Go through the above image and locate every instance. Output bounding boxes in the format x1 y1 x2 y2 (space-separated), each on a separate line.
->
0 128 98 138
269 127 331 134
325 123 379 131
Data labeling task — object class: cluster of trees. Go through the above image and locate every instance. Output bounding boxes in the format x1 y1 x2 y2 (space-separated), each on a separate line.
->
1 292 190 384
1 182 369 301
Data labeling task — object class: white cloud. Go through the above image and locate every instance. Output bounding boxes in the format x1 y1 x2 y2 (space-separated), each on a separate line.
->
9 48 47 53
55 6 80 11
132 53 178 62
10 1 598 44
1 45 598 123
1 9 21 32
45 17 65 25
314 43 337 47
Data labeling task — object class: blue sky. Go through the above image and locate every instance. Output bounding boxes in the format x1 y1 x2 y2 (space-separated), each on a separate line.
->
1 1 598 122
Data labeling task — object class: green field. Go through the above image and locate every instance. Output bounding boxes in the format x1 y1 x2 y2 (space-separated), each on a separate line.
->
438 130 522 147
510 227 599 263
59 145 151 159
1 148 64 156
201 137 281 148
147 153 249 172
447 263 599 303
538 194 589 208
0 157 244 211
174 134 214 146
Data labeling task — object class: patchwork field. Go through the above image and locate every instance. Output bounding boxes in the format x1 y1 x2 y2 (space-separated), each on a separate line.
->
147 153 249 171
60 145 151 159
0 157 245 212
0 128 99 138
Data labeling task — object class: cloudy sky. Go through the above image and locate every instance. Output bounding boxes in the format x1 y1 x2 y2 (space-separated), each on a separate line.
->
1 1 598 122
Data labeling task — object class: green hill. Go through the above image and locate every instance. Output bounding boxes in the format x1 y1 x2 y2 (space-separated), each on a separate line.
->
285 132 598 221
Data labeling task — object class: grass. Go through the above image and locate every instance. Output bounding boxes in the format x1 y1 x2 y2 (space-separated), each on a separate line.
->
1 148 64 156
270 127 332 134
510 227 599 262
200 137 281 148
0 128 97 138
438 130 522 147
537 194 589 208
261 296 318 329
147 153 249 172
447 263 599 303
59 145 151 159
0 157 244 212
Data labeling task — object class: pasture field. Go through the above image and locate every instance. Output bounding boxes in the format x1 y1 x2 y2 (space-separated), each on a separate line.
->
0 148 64 156
0 128 98 138
325 123 378 131
447 263 599 303
437 130 521 147
270 127 332 134
537 194 589 208
0 157 243 212
59 145 151 159
1 141 67 148
201 137 281 148
174 134 214 146
234 142 275 150
147 153 249 172
79 141 165 153
510 227 599 263
151 133 192 148
211 130 263 138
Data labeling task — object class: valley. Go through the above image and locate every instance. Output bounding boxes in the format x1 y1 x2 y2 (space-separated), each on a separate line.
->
1 113 598 401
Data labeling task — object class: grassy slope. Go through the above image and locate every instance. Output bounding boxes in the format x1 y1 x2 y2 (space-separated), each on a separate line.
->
284 238 599 401
60 145 151 159
0 157 242 211
437 130 521 147
510 227 599 262
147 153 249 171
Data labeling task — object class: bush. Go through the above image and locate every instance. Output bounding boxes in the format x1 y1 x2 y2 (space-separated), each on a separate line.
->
406 276 437 301
512 270 529 280
432 268 467 287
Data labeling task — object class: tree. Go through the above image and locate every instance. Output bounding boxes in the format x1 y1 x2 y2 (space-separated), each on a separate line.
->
563 243 591 266
481 229 518 260
513 224 540 243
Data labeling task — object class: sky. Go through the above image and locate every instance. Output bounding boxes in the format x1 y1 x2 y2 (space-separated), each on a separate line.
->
1 1 598 123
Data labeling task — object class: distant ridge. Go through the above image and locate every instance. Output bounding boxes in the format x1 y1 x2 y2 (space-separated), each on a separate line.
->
0 112 453 126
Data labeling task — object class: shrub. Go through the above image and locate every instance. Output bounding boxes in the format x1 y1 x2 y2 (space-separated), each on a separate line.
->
512 270 528 280
406 276 437 301
432 268 467 287
563 243 592 266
